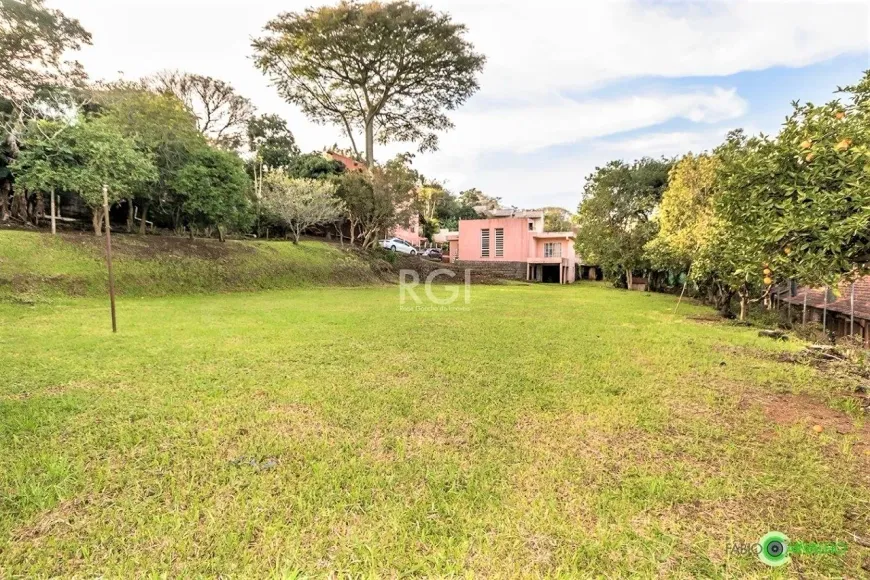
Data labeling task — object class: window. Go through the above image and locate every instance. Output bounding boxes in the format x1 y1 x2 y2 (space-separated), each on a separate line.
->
481 229 490 257
544 242 562 258
528 221 534 231
495 228 504 257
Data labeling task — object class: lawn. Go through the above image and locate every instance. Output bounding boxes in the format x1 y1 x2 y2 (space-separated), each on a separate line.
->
1 283 868 576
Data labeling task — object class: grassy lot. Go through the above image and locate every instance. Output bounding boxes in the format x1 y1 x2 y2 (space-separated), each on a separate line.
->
0 283 868 576
0 230 382 301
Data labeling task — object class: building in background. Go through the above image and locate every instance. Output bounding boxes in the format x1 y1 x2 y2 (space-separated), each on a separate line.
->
448 210 577 284
783 277 870 347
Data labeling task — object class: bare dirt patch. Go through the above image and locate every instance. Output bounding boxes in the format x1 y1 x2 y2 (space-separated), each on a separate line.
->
59 232 254 261
760 393 869 440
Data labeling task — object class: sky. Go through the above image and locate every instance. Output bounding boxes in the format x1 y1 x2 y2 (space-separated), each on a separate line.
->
52 0 870 210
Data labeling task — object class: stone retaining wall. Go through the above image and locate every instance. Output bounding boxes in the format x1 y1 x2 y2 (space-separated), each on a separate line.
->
393 257 527 282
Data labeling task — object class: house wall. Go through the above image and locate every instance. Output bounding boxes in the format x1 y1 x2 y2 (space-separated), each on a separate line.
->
457 218 536 261
533 238 577 261
391 213 424 246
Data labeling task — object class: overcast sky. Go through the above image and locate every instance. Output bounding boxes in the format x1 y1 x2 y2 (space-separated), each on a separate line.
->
53 0 870 210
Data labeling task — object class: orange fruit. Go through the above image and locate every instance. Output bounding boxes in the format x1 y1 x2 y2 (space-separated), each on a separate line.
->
800 139 812 150
763 268 771 275
836 111 845 120
813 425 823 434
835 138 852 151
784 247 792 255
763 276 773 285
806 152 816 162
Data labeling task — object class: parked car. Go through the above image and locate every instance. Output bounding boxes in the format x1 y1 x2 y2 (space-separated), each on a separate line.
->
421 248 443 261
380 237 417 255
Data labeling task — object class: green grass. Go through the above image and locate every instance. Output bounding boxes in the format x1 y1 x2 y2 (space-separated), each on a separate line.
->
0 230 382 300
1 282 868 577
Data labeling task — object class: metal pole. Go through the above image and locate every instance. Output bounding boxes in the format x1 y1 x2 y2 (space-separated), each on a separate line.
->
50 188 56 235
102 185 117 333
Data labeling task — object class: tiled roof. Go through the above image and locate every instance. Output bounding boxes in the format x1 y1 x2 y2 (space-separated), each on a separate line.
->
784 276 870 320
325 151 366 172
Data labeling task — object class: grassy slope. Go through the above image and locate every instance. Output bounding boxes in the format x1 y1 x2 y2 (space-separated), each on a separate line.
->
0 230 382 300
0 283 867 577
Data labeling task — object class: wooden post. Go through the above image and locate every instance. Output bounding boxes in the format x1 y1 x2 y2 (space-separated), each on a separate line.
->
802 291 807 325
50 188 56 235
851 283 856 337
822 287 828 331
102 185 117 333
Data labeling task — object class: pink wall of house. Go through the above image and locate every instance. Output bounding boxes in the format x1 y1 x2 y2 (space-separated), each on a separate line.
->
391 214 424 246
455 217 577 283
457 218 536 261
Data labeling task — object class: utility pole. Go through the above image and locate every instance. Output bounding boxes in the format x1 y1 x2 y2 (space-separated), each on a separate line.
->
851 283 856 337
102 185 117 333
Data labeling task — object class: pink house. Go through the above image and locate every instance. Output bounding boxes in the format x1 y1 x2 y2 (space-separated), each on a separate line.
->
447 210 577 284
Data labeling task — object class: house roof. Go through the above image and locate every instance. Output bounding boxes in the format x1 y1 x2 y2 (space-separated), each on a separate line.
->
325 151 366 172
784 276 870 320
533 232 575 239
480 208 545 219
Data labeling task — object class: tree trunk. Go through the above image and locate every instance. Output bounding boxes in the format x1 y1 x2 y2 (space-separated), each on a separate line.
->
188 225 194 241
92 210 103 236
217 225 225 243
0 179 9 221
717 287 734 318
365 118 375 166
11 189 27 221
738 286 749 321
34 190 44 225
126 200 135 233
139 201 150 234
50 188 56 235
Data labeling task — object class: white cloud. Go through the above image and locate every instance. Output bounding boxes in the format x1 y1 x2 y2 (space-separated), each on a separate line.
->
50 0 870 208
441 87 747 155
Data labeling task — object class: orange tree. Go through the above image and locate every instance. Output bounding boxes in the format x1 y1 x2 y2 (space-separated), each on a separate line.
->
696 130 775 320
769 74 870 286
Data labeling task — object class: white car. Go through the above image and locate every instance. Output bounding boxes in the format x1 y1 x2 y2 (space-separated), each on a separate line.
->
380 237 417 255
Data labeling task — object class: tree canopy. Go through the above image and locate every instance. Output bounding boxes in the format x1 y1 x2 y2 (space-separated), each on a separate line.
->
247 113 299 171
146 70 255 150
253 0 485 165
0 0 91 101
171 147 251 241
11 116 157 234
262 173 343 243
574 158 671 281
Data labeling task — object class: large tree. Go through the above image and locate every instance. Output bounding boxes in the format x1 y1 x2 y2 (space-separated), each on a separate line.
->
261 173 343 244
645 153 719 272
247 113 299 171
170 148 252 242
1 0 91 222
11 116 157 235
574 158 672 284
253 0 485 165
146 70 255 150
96 87 206 233
0 0 91 101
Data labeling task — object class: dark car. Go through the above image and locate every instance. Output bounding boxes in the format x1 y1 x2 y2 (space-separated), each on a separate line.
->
421 248 443 261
